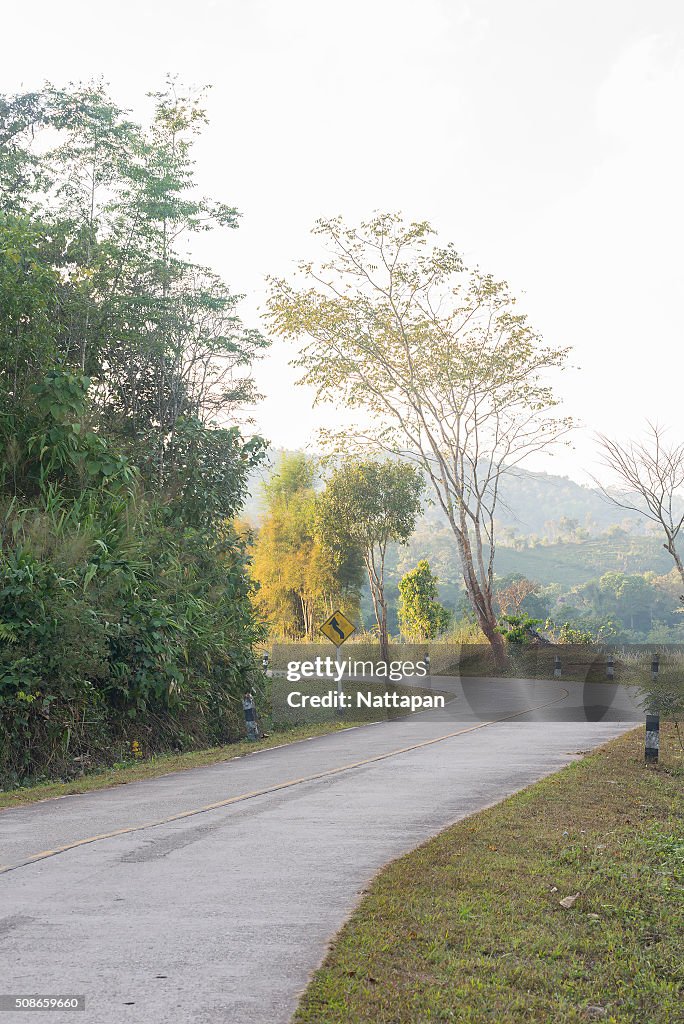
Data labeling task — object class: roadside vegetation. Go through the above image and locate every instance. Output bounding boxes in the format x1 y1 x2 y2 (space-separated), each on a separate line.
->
0 721 357 810
295 725 684 1024
0 82 268 787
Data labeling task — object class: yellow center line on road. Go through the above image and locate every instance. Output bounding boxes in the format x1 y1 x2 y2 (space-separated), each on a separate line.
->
0 688 569 876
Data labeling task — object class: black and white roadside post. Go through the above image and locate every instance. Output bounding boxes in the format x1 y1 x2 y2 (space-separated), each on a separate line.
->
554 653 562 679
646 653 661 763
645 712 660 764
424 651 431 688
262 651 270 677
243 692 259 741
606 654 615 681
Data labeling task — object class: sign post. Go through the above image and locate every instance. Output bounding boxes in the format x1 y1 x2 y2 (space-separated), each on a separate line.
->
320 610 356 712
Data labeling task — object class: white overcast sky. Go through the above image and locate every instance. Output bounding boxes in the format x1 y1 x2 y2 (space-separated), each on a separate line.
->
3 0 684 483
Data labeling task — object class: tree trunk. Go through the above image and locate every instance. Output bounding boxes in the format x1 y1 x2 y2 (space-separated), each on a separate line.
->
479 615 508 673
378 595 389 665
665 539 684 594
365 550 389 665
452 520 509 673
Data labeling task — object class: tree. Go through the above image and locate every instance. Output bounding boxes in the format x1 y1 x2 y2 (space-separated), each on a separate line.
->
495 576 540 616
398 560 450 641
317 459 424 660
594 572 658 634
250 454 364 638
267 214 571 669
0 81 269 782
596 425 684 593
0 80 268 494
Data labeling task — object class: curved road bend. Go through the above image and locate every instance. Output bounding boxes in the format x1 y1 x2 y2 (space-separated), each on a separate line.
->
1 678 642 1023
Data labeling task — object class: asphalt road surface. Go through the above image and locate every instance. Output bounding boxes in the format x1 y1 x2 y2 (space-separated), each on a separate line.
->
0 678 643 1023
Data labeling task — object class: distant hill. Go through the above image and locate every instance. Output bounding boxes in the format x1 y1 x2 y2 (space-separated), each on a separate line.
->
393 523 671 599
242 451 644 541
422 467 646 539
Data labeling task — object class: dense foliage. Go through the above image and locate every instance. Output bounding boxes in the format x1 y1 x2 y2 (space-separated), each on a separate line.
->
397 560 450 640
0 81 268 785
250 453 364 638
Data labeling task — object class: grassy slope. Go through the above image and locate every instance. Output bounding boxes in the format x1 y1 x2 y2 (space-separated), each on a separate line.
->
295 725 683 1024
491 535 673 587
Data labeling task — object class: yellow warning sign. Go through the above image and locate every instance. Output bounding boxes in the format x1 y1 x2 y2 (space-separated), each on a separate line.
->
320 610 356 647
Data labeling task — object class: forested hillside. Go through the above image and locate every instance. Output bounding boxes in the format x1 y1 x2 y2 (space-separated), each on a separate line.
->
245 452 683 642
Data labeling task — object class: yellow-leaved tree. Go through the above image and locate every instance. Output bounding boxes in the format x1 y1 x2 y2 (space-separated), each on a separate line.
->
250 453 363 639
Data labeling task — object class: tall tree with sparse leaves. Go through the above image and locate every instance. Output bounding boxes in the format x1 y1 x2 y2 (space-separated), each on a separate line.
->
267 214 572 670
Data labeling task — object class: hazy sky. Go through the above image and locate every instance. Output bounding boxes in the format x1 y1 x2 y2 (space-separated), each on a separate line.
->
4 0 683 484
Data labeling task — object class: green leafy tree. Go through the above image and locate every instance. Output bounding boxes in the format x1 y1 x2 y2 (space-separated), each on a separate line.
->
317 460 424 660
398 560 451 641
0 81 269 784
0 79 268 493
267 213 571 670
498 614 545 645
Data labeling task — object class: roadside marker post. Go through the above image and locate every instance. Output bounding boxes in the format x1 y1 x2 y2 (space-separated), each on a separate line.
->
262 651 270 677
243 693 260 741
647 655 661 763
424 651 431 687
606 655 614 680
554 654 562 679
645 713 660 763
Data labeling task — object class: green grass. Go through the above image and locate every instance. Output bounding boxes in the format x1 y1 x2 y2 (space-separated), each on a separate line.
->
0 721 357 810
295 725 684 1024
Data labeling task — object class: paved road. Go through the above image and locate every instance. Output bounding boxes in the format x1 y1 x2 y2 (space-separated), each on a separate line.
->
0 678 643 1023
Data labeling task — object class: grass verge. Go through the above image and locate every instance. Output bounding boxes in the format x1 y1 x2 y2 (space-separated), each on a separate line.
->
295 724 683 1024
0 721 357 811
